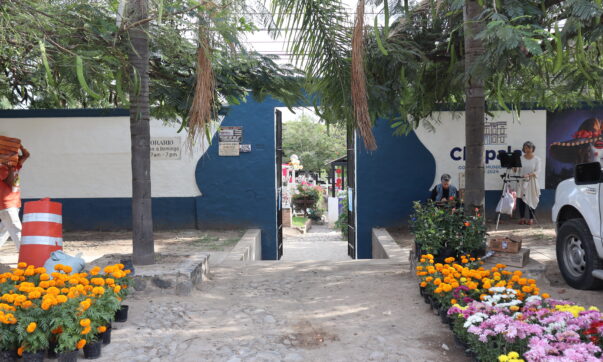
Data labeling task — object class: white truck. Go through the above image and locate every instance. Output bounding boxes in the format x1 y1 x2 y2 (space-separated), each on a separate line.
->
552 161 603 289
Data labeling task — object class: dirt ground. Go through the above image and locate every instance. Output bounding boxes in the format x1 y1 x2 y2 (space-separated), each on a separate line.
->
388 220 603 310
0 229 245 268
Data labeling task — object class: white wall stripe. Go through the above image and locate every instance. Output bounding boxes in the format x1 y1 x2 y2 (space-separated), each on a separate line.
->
21 236 63 246
23 213 63 224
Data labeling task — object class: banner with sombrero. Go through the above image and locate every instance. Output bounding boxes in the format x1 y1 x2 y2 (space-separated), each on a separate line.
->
546 110 603 189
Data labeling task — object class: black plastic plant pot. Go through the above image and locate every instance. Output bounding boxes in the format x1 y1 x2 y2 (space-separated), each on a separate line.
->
0 349 19 362
47 339 58 359
430 299 441 316
100 325 112 345
114 304 129 322
57 350 79 362
423 293 431 305
419 286 425 297
22 350 45 362
83 341 102 359
439 307 450 324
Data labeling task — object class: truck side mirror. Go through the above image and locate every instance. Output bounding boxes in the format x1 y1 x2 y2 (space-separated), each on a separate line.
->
574 162 603 185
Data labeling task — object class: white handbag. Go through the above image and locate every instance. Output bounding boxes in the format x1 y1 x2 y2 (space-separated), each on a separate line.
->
496 185 515 216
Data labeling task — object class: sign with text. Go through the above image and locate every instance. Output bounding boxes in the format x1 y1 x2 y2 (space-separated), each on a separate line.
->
219 142 240 156
150 137 181 160
219 126 243 143
415 111 547 190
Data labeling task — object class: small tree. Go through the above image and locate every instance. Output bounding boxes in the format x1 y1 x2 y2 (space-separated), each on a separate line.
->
282 114 346 174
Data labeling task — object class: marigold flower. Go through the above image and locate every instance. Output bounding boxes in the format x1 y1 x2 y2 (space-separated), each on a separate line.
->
52 326 63 334
541 293 550 299
81 326 91 334
420 281 427 288
90 266 101 276
80 318 91 327
26 322 37 333
97 326 107 333
76 339 86 349
17 346 24 356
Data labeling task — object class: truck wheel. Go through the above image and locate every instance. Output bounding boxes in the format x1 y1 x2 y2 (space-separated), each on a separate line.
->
556 218 603 290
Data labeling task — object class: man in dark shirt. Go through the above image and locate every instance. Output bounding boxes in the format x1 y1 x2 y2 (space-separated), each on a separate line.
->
430 173 458 202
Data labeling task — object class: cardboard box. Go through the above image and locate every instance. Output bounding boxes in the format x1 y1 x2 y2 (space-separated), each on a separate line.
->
489 236 522 253
487 248 530 267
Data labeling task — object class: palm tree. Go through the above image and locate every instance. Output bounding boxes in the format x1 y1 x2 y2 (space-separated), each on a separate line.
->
127 0 155 265
463 0 485 213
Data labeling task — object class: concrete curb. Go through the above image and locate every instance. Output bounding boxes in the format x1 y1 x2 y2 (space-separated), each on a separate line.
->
224 229 262 263
372 228 410 265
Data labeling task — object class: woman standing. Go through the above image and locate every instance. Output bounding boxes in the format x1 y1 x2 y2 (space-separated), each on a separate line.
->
515 141 541 225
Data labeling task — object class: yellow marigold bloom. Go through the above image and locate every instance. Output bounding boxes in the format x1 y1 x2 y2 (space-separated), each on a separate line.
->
39 273 50 281
12 269 24 276
79 318 91 327
114 286 121 293
97 326 107 333
76 339 86 349
57 295 68 303
26 322 37 333
93 287 105 295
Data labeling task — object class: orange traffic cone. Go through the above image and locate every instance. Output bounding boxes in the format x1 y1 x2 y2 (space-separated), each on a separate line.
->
18 198 63 267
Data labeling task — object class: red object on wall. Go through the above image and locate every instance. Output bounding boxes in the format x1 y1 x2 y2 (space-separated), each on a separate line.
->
335 168 342 174
18 198 63 267
336 178 342 186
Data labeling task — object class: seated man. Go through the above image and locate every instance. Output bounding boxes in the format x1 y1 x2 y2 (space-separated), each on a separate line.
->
430 173 458 202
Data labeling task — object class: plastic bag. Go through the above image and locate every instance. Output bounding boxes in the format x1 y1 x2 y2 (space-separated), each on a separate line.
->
496 187 515 216
43 250 86 276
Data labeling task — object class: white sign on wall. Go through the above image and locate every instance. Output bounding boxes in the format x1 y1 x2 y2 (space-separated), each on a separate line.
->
150 137 181 160
415 111 547 191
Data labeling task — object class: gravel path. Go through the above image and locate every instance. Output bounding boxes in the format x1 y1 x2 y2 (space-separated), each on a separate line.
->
98 259 467 362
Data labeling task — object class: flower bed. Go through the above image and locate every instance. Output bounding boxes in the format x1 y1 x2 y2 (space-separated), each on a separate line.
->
416 254 603 361
0 262 130 358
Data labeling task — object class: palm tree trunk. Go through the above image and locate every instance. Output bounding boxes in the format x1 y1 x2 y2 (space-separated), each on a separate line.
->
463 0 485 213
127 0 155 265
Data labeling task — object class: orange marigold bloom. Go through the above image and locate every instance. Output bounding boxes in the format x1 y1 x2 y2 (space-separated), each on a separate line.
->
450 299 457 304
541 293 550 299
420 282 427 287
21 301 33 309
57 295 68 303
97 326 107 333
76 339 86 349
81 326 91 335
26 322 37 333
17 346 24 356
52 326 63 334
63 265 73 274
79 318 91 327
90 266 101 276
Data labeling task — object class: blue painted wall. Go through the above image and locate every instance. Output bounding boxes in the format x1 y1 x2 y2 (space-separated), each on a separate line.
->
195 96 280 260
21 197 196 231
356 120 436 259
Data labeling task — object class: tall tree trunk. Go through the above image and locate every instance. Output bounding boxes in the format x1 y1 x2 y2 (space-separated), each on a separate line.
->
127 0 155 265
463 0 485 213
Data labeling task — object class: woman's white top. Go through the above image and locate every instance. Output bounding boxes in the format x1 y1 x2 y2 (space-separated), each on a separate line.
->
518 155 541 178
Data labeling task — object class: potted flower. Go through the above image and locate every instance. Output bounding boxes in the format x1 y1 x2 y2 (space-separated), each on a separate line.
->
16 319 49 362
0 311 19 361
103 264 132 322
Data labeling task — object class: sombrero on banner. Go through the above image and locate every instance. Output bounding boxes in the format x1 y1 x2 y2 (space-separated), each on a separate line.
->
550 118 603 164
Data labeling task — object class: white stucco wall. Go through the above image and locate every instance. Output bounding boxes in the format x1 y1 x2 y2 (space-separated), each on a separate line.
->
0 116 212 198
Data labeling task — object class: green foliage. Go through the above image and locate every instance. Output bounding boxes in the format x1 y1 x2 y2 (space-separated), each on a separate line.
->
282 114 346 172
0 0 304 134
409 201 486 255
292 216 308 228
335 194 348 238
